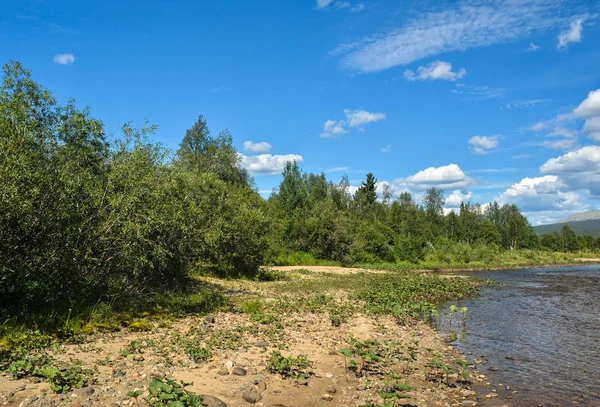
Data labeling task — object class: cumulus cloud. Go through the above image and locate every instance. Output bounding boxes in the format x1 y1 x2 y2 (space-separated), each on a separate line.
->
570 89 600 142
573 89 600 118
333 0 572 73
320 109 386 138
557 17 585 49
540 146 600 197
404 61 466 81
527 42 540 51
401 163 473 190
583 117 600 142
53 53 75 65
497 175 583 212
446 190 473 207
381 144 392 152
320 119 348 138
243 141 272 153
468 135 500 154
240 153 303 176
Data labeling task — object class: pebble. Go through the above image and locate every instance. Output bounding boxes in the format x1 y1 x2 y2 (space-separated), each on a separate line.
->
321 394 334 401
242 388 263 404
232 367 247 376
256 381 267 392
253 340 269 347
327 385 337 394
217 367 229 376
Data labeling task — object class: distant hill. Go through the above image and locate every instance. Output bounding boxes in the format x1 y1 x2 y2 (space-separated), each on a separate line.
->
534 210 600 237
556 210 600 224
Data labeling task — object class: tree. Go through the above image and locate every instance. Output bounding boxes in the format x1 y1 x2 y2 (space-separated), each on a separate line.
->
176 115 250 187
354 172 378 211
561 225 578 252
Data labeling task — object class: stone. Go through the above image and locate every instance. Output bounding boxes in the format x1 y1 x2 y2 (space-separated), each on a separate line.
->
205 315 216 324
232 367 247 376
327 385 336 394
199 395 228 407
74 387 96 398
242 388 263 403
217 367 229 376
225 361 234 369
321 394 334 401
256 381 267 392
253 340 269 347
460 389 476 398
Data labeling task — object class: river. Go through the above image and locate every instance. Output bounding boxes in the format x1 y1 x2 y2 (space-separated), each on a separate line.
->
438 265 600 407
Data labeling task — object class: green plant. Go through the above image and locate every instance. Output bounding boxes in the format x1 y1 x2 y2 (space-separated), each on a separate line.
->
239 298 264 314
38 363 91 393
183 341 211 363
144 376 206 406
459 307 468 324
266 351 312 379
448 305 458 325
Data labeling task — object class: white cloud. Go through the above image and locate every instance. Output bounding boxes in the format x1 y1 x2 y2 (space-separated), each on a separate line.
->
468 135 500 154
573 89 600 142
583 117 600 142
320 119 348 138
243 141 272 153
326 166 349 173
557 17 584 49
512 154 531 160
573 89 600 118
505 99 549 109
540 145 600 174
320 109 386 137
401 163 473 190
527 42 540 51
344 109 386 127
53 53 75 65
315 0 334 9
350 3 364 12
549 126 578 138
540 138 577 150
404 61 466 81
497 175 583 212
210 86 232 93
540 146 600 196
334 0 571 73
446 190 473 207
381 144 391 152
453 84 506 100
240 153 303 176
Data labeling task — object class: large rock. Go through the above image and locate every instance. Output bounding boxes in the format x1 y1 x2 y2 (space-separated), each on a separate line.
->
200 395 227 407
242 388 262 404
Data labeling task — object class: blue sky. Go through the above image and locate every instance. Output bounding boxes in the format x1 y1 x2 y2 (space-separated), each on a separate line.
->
2 0 600 225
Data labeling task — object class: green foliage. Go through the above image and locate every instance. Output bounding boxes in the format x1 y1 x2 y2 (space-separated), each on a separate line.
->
239 298 264 314
266 351 312 379
183 341 211 363
145 376 206 407
0 61 269 324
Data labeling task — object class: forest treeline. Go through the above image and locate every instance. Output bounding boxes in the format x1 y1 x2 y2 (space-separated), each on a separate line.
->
0 62 597 314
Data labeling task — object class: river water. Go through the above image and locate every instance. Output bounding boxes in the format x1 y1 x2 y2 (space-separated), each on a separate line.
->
437 265 600 407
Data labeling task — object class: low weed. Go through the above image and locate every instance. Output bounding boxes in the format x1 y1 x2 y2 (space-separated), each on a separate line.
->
139 376 206 406
267 351 312 379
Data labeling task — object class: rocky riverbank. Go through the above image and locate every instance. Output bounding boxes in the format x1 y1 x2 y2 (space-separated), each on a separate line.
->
0 267 513 407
